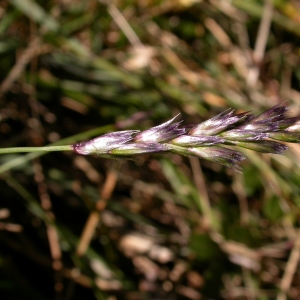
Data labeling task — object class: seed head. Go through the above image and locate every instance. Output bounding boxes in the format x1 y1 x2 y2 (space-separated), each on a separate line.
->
134 114 186 143
189 110 249 136
188 146 246 171
73 130 140 155
72 104 300 171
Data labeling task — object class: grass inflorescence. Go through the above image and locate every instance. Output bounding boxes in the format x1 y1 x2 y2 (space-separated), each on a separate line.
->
73 104 300 171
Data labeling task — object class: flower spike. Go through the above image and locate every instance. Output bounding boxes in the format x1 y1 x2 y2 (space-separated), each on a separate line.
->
189 110 250 136
73 130 140 155
134 114 186 143
70 104 300 171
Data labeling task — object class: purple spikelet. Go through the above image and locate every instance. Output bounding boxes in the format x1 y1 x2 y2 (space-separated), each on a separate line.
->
72 104 300 171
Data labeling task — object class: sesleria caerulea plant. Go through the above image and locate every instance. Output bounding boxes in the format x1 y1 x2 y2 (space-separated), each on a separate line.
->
1 104 300 172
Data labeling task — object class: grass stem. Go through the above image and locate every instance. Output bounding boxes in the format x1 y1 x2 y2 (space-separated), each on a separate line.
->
0 145 73 154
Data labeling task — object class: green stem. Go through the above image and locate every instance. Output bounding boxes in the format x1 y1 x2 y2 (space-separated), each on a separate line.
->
0 145 73 154
0 124 114 174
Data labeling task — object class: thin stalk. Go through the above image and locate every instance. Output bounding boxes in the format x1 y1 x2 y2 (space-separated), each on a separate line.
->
0 145 73 154
0 124 114 174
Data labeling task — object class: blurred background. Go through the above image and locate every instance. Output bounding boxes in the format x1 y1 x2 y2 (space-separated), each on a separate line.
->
1 0 300 299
